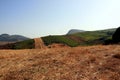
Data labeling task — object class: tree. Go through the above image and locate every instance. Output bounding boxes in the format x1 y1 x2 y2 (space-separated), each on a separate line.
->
112 27 120 43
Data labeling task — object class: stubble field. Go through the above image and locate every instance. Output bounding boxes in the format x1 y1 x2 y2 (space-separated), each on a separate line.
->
0 45 120 80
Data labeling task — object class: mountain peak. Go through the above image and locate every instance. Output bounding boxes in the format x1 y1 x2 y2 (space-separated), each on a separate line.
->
67 29 85 35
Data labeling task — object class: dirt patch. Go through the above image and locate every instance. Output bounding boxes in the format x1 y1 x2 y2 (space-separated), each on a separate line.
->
47 43 69 48
112 54 120 59
34 38 46 49
66 35 85 43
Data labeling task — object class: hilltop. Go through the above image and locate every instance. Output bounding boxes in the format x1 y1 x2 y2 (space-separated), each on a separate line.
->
67 29 85 34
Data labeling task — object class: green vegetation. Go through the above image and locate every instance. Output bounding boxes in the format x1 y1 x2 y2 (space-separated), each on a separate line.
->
72 30 114 41
0 28 116 49
42 35 79 47
70 29 116 45
41 28 116 47
12 39 35 49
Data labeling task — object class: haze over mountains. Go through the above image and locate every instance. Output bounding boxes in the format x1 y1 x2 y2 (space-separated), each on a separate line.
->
0 34 30 42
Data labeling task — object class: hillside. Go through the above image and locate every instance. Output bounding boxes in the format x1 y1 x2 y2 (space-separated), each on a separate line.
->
0 39 35 49
0 34 30 46
42 28 116 47
0 34 30 42
0 45 120 80
42 35 79 47
71 28 116 45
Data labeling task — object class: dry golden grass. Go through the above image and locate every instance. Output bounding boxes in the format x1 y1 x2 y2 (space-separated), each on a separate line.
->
34 38 46 49
0 45 120 80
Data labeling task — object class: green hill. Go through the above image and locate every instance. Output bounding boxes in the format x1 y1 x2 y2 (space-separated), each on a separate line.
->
42 28 116 47
12 39 35 49
0 39 35 49
42 35 79 47
71 28 116 45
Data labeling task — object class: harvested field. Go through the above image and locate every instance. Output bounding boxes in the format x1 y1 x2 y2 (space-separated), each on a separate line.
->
0 45 120 80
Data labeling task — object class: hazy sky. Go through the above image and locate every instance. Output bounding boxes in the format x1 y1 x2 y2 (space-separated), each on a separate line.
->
0 0 120 38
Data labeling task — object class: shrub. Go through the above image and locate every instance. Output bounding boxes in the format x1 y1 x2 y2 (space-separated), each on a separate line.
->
112 27 120 43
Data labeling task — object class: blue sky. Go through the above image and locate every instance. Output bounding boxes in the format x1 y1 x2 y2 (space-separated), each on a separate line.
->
0 0 120 38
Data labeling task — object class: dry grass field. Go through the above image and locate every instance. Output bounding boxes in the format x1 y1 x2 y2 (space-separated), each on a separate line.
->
0 45 120 80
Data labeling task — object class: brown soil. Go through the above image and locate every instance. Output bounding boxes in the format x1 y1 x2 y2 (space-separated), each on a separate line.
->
0 42 12 46
48 43 69 48
0 45 120 80
66 35 85 43
34 38 46 49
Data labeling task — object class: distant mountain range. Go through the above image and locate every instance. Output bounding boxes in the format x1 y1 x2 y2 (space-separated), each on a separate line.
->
67 29 85 34
0 34 30 42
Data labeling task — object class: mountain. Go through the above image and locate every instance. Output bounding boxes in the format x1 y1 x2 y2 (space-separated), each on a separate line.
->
0 34 30 42
67 29 85 35
0 34 33 49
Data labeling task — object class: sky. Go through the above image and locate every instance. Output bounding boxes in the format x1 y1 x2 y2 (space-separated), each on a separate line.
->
0 0 120 38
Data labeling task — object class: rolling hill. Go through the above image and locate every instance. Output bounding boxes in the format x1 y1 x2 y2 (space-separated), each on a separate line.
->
0 39 35 49
0 34 30 46
0 34 34 49
42 28 116 47
0 34 30 42
71 28 116 45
